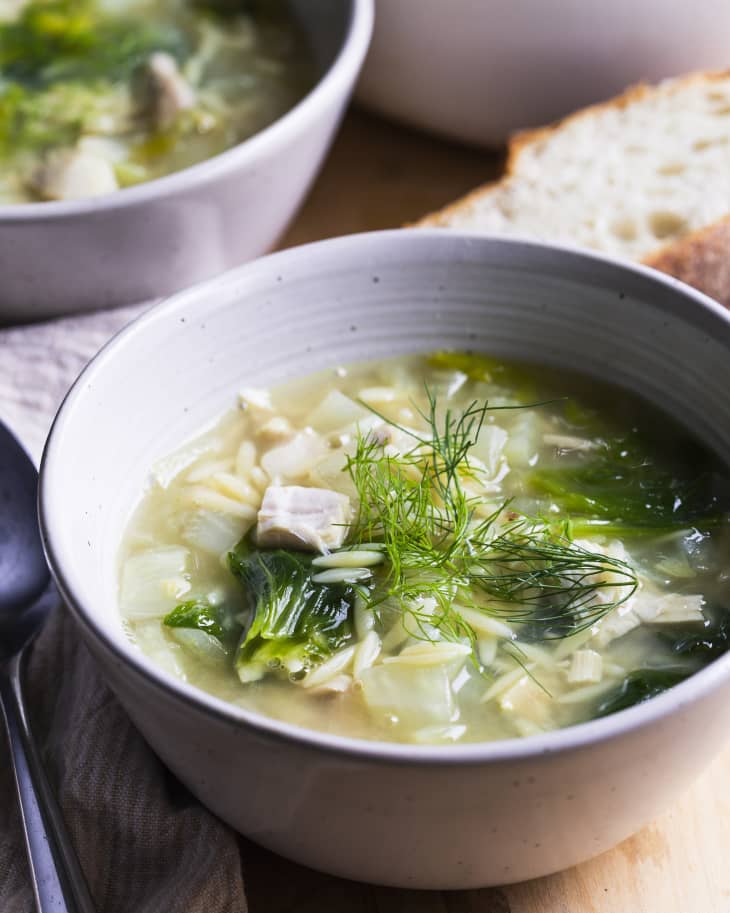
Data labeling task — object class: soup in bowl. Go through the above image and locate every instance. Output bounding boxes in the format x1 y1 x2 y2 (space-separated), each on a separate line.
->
119 352 730 745
40 231 730 887
0 0 373 320
0 0 316 204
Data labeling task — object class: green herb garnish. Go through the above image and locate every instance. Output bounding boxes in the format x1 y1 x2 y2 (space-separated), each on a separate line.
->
344 388 639 657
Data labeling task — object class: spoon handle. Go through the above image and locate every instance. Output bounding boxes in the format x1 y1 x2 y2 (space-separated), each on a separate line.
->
0 651 96 913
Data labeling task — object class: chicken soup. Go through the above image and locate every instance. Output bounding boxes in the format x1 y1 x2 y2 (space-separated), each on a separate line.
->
0 0 314 202
119 352 730 744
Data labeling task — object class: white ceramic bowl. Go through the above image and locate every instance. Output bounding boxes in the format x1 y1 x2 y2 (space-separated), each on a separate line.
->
0 0 373 324
40 230 730 888
356 0 730 147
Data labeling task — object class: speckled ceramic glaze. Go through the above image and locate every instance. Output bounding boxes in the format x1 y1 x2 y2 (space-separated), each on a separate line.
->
0 0 373 323
40 231 730 887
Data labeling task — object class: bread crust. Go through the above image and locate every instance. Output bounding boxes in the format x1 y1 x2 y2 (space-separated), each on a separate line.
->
417 78 662 227
642 215 730 308
418 68 730 300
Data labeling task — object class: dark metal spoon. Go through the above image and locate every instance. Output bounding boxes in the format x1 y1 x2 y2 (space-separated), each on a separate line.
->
0 419 95 912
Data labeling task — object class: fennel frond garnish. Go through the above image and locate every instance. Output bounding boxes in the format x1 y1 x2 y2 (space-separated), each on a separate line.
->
345 388 638 659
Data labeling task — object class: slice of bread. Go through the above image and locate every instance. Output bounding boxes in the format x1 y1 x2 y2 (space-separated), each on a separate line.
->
419 71 730 305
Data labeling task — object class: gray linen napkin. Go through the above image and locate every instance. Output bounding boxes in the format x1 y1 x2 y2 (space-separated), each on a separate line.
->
0 306 247 912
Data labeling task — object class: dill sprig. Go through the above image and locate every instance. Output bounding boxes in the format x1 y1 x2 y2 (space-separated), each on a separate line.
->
470 518 638 637
344 387 638 656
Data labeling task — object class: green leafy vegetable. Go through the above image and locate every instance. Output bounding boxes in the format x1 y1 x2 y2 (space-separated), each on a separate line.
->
426 350 537 400
228 542 358 681
528 411 730 539
0 0 187 86
163 598 237 643
595 667 692 718
659 608 730 661
0 80 108 156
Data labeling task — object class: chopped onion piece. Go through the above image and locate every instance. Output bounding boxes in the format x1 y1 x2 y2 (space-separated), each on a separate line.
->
305 390 371 433
261 430 327 481
567 649 603 684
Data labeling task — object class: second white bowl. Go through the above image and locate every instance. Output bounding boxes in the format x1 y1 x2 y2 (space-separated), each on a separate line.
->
357 0 730 146
0 0 373 323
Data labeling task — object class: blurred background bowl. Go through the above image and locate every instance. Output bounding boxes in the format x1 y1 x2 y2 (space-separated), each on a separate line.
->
356 0 730 147
0 0 373 324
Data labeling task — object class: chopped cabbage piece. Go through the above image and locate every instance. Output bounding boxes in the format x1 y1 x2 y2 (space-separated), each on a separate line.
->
359 663 456 728
120 546 190 618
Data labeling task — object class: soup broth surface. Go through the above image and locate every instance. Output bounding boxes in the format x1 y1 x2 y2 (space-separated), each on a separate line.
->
119 353 730 744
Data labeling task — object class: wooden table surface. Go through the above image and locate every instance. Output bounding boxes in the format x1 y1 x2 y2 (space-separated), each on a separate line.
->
240 107 730 913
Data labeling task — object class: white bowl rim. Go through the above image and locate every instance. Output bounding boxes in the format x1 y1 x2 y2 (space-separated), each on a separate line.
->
39 228 730 765
0 0 374 221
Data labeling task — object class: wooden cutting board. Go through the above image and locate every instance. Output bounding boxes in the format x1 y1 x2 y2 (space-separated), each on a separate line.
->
254 107 730 913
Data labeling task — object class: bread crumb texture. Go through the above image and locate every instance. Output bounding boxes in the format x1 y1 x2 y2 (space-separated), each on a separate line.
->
423 72 730 263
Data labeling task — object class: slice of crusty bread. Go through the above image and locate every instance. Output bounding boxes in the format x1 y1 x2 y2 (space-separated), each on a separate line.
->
419 71 730 306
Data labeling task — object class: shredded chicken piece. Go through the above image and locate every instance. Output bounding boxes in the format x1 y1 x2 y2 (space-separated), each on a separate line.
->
138 52 196 129
29 148 119 201
256 485 351 552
